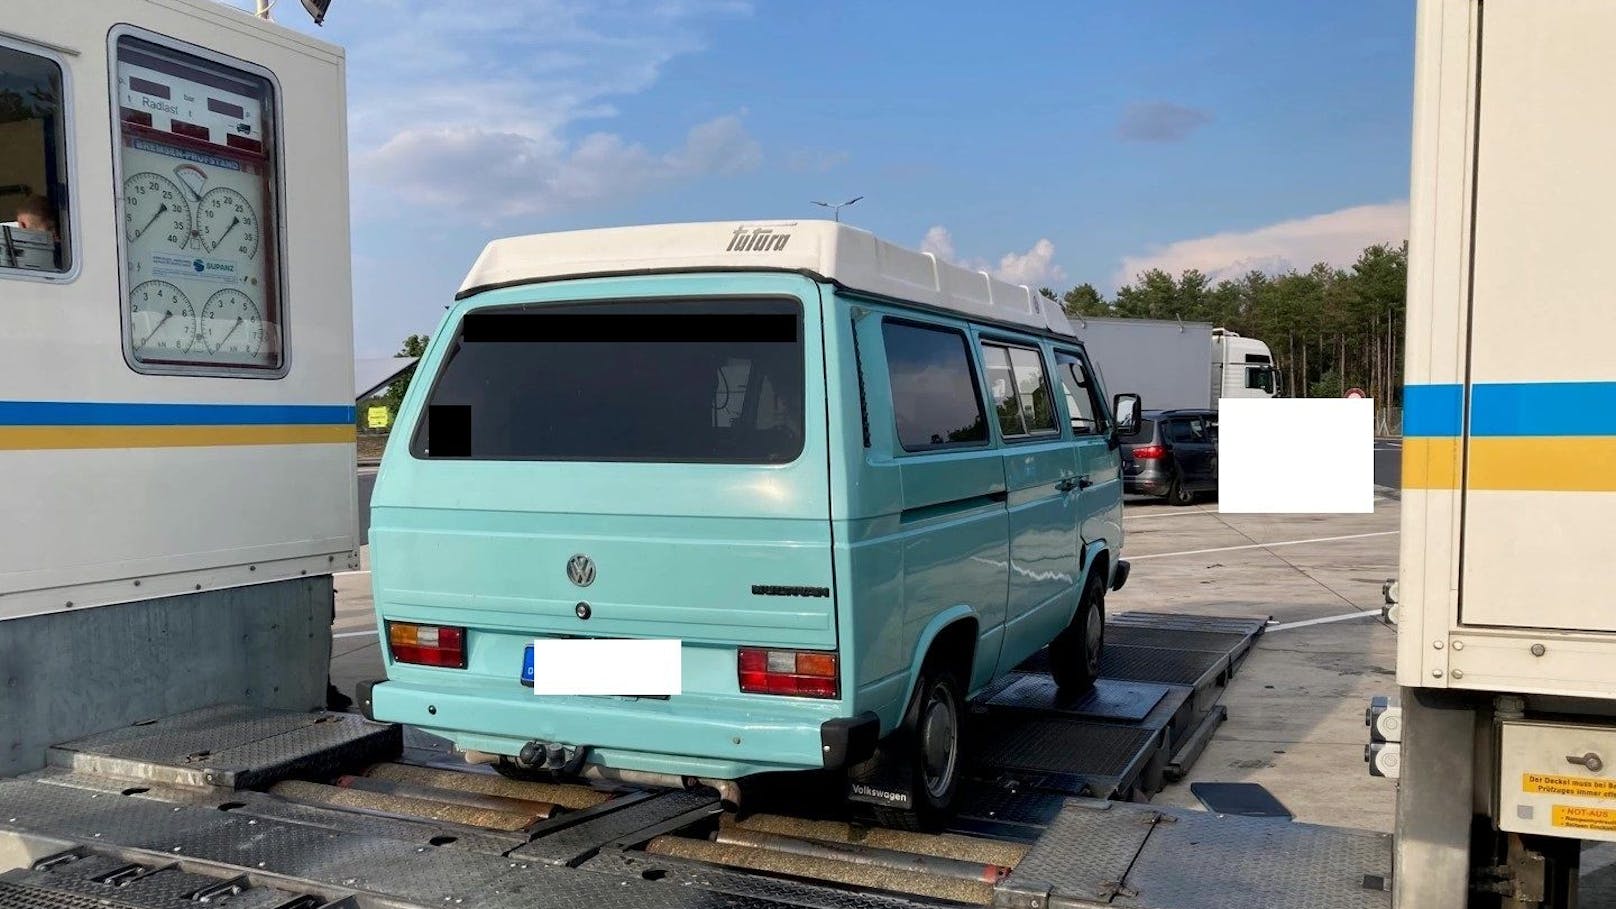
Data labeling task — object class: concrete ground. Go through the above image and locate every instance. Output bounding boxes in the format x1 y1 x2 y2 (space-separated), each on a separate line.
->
330 491 1402 833
1112 494 1400 833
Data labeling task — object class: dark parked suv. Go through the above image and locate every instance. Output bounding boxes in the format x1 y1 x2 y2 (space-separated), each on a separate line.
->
1121 409 1218 505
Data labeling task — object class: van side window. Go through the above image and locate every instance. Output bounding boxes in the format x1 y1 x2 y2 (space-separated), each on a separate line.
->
980 343 1058 438
881 320 989 451
0 41 71 274
1053 349 1109 436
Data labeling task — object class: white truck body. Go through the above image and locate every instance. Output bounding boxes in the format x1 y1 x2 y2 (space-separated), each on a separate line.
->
1396 1 1616 904
1074 316 1278 411
1 0 358 621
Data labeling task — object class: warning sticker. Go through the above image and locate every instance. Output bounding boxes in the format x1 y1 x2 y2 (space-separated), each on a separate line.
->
1553 805 1616 832
1523 773 1616 799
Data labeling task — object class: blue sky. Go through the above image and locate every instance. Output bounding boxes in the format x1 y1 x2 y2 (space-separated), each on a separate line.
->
240 1 1415 356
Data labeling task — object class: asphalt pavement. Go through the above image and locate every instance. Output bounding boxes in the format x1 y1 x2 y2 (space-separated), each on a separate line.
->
357 467 376 544
1373 438 1401 490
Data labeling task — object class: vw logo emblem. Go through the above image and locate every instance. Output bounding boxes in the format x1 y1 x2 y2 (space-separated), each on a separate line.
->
566 554 596 588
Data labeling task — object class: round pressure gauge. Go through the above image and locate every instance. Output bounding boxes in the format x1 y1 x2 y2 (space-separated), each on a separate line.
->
198 187 260 259
122 172 194 251
200 288 266 359
129 280 198 356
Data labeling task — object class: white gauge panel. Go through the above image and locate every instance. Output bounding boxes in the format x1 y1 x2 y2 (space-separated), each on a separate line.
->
116 36 281 371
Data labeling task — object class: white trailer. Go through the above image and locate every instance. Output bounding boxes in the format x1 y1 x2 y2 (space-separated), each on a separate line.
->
1 0 356 775
1392 0 1616 905
1075 316 1281 412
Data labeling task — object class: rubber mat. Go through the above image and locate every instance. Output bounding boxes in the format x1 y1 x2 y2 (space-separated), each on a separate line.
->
1190 782 1293 819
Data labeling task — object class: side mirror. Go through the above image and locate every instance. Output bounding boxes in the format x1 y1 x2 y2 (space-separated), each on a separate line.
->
1112 393 1141 436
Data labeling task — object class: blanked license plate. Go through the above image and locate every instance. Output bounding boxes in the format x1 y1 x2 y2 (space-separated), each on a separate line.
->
521 639 682 696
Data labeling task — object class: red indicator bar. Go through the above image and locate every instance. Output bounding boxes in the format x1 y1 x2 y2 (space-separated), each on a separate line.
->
170 120 209 142
226 134 263 154
121 108 153 127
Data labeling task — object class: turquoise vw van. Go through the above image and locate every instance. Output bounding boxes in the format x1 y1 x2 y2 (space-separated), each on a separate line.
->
362 221 1139 827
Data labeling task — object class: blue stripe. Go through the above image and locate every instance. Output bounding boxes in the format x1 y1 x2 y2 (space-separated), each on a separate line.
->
1402 384 1462 436
1470 382 1616 437
0 401 355 427
1403 381 1616 437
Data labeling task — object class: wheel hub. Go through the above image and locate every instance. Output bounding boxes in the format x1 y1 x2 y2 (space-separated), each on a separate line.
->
919 685 958 798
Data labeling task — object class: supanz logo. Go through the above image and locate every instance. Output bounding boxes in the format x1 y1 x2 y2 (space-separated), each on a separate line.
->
139 96 179 115
193 259 236 275
726 226 791 252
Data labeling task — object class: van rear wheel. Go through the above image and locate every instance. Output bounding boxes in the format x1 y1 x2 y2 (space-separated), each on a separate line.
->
853 661 965 831
1050 570 1106 693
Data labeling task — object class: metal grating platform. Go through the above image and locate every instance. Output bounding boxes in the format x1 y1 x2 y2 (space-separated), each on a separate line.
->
984 676 1170 722
997 799 1391 909
48 706 401 790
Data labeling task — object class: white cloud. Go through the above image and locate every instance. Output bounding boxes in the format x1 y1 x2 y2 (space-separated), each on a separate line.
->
919 226 1066 288
260 0 756 221
919 225 956 261
992 239 1065 287
1111 201 1409 286
366 114 760 219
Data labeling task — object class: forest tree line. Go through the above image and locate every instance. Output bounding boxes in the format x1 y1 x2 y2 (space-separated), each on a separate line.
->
1040 242 1408 405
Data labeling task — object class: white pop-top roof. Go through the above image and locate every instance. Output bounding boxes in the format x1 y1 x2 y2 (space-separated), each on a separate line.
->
459 220 1078 338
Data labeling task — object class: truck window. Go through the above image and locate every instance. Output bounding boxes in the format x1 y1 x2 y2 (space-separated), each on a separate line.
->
981 342 1058 439
113 34 284 374
1245 366 1274 393
414 299 805 463
0 40 71 274
1053 349 1109 436
882 320 989 451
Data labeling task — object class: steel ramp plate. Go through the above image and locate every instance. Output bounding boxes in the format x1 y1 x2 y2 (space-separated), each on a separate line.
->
513 788 722 866
985 676 1170 722
47 705 400 790
997 799 1391 909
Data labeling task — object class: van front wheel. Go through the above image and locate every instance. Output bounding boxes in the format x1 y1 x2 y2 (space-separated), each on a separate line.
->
1050 571 1106 693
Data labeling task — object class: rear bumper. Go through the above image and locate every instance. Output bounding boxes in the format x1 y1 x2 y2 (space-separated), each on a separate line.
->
362 677 876 780
1124 466 1171 496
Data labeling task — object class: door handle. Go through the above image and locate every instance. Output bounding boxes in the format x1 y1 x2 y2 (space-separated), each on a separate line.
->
1057 476 1092 493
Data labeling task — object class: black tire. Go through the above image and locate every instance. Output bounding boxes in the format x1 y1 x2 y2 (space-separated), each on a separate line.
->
1050 569 1106 693
858 662 966 831
1167 472 1196 506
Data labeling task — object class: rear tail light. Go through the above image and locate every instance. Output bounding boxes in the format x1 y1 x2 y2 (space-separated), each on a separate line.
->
738 648 839 698
1131 444 1166 460
387 622 467 668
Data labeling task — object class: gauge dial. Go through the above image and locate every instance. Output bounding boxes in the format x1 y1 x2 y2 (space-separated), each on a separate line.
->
129 280 198 357
200 288 266 359
197 187 260 259
122 173 194 251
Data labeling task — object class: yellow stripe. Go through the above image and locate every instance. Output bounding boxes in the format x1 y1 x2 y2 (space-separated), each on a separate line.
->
1405 436 1616 491
1404 437 1461 490
0 424 356 451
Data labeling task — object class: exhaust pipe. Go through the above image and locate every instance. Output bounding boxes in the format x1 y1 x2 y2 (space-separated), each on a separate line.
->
489 743 743 806
578 765 743 808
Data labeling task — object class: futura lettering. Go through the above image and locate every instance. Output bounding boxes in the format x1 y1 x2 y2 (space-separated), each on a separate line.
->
726 226 791 252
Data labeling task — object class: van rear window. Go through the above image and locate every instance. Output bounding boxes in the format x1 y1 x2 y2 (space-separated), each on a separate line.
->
412 299 804 463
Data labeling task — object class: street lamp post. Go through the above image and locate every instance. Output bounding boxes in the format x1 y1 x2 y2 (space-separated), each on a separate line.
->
812 196 863 222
